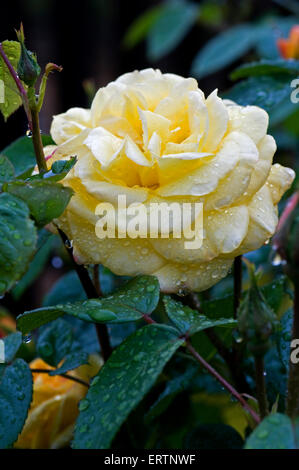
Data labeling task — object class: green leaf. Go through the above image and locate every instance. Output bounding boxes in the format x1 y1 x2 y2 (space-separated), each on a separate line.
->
0 358 33 448
123 4 164 49
42 267 129 307
72 324 183 449
0 155 14 184
12 231 54 300
0 41 23 120
245 413 299 449
17 275 160 334
163 296 236 335
36 318 76 367
230 59 299 80
191 24 256 78
87 275 160 321
201 294 233 320
98 266 130 296
18 300 117 334
3 332 22 363
43 270 86 306
224 74 293 116
49 351 89 376
147 1 199 61
0 193 37 296
4 179 73 227
1 134 54 177
28 156 77 183
145 363 198 423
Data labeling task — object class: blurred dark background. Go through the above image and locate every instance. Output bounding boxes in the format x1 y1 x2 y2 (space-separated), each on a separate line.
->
0 0 288 148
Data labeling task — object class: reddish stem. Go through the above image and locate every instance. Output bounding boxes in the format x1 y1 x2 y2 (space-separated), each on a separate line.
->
0 42 32 129
186 341 260 424
276 191 299 235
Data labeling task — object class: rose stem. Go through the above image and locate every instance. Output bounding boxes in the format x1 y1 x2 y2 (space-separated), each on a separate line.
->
234 255 242 318
93 265 102 296
31 368 89 388
231 255 250 391
0 44 112 358
142 313 260 423
185 341 260 424
30 103 48 172
254 356 269 419
286 281 299 417
189 292 250 393
0 42 32 130
29 67 109 353
58 229 112 362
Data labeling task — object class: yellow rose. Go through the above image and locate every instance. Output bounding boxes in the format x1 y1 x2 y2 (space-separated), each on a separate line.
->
15 356 102 449
45 69 295 293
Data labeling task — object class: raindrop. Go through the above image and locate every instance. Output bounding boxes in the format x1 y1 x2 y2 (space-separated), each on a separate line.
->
65 239 73 249
26 129 33 138
22 334 32 344
17 392 25 401
257 429 269 439
79 399 90 411
146 285 155 293
177 288 188 297
272 253 284 266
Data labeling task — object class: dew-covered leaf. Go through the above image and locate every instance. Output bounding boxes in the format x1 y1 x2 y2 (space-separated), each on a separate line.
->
0 155 14 184
0 41 23 120
28 156 77 183
72 324 183 449
49 351 89 376
1 134 54 177
163 296 236 335
12 231 54 300
0 358 33 448
230 59 299 80
4 179 73 227
0 193 37 297
3 332 22 363
17 276 160 334
245 413 299 449
36 318 76 367
224 74 294 117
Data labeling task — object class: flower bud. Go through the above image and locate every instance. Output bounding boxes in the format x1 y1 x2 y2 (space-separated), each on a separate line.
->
238 263 277 357
16 24 40 86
